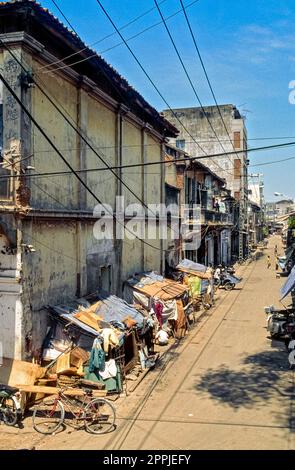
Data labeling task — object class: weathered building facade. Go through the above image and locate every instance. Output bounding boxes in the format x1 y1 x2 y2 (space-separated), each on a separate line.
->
162 105 249 260
0 1 177 360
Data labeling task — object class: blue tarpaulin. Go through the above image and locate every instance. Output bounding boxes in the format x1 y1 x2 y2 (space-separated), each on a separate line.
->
176 259 207 273
281 265 295 300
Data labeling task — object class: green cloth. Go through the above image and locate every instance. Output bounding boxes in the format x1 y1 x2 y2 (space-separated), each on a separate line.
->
188 276 202 298
84 366 123 392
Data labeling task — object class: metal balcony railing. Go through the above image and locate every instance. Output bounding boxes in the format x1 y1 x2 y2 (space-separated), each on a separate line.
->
201 209 234 225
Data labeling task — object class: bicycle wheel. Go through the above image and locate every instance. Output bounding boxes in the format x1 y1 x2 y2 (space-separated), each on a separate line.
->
84 398 116 435
1 396 19 426
33 397 64 434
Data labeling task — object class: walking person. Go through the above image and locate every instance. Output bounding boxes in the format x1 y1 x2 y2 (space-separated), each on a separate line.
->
274 245 278 256
267 255 271 269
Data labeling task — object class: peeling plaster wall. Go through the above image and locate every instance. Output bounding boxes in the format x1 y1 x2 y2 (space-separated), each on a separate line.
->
162 106 248 197
0 46 165 359
0 232 22 359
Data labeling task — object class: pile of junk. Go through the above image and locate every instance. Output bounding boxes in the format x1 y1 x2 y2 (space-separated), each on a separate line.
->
264 265 295 367
0 290 159 415
42 291 158 393
0 270 218 417
171 259 215 311
124 271 190 344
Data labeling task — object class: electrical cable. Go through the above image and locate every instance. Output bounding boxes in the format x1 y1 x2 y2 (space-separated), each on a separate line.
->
153 0 239 176
0 71 166 253
0 139 294 182
95 0 240 179
41 0 201 74
0 38 186 243
179 0 242 160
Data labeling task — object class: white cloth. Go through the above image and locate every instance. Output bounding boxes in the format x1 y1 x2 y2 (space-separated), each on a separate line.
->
99 359 117 380
214 268 221 280
156 329 169 345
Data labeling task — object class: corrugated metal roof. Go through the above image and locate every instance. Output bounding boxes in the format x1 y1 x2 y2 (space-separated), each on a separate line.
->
127 271 187 300
49 291 146 335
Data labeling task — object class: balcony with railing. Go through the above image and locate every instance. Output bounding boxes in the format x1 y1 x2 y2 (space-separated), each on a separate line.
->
201 208 234 226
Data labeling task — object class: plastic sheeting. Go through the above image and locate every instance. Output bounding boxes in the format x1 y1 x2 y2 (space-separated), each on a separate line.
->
177 259 207 273
281 265 295 300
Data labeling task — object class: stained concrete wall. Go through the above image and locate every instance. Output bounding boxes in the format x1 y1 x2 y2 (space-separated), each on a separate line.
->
162 105 248 198
0 44 165 358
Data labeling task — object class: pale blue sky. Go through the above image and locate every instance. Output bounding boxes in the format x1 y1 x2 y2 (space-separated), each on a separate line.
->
41 0 295 200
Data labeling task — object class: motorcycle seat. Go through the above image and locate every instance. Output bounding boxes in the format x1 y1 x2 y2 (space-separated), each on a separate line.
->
0 384 19 395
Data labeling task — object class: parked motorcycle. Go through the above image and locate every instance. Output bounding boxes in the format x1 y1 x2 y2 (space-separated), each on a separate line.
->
214 271 242 291
0 384 22 426
264 305 295 341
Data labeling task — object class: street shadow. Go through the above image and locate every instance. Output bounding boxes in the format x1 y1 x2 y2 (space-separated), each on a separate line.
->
194 349 291 411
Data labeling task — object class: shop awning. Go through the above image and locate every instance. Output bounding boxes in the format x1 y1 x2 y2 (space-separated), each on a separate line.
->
280 265 295 300
176 259 212 280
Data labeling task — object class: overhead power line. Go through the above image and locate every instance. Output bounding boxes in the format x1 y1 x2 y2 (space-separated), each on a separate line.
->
0 33 194 251
41 0 201 74
0 38 183 235
50 0 77 33
0 71 166 253
0 140 295 182
154 0 238 163
95 0 236 179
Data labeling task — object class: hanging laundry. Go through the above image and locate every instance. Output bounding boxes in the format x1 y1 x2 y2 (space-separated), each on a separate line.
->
101 328 119 354
99 359 118 380
89 337 105 373
153 301 164 328
187 276 202 298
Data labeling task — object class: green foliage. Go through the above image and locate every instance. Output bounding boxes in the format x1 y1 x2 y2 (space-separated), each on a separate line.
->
289 216 295 229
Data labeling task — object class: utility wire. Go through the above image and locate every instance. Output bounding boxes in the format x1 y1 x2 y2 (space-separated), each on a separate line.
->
1 35 202 252
0 38 180 234
0 139 293 182
0 71 165 253
179 0 241 158
5 135 295 154
50 0 77 33
0 31 229 251
94 0 237 180
41 0 200 74
154 0 237 174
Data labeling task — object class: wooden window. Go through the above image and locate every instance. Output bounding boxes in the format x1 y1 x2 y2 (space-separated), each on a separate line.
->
233 131 241 149
234 191 240 201
234 159 241 179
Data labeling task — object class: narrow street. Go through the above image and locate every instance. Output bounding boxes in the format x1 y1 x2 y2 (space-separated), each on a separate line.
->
107 235 294 450
4 235 289 451
102 236 295 450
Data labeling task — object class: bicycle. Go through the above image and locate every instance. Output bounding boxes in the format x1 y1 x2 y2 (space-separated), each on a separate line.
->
32 387 116 435
0 384 22 426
